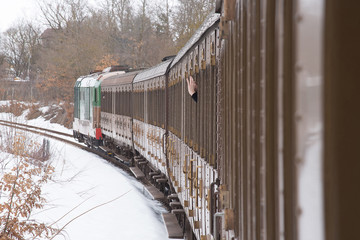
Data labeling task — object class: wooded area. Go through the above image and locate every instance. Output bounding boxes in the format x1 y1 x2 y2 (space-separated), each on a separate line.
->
0 0 215 103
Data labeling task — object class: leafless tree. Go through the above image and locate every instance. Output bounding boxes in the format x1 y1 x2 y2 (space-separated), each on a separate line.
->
172 0 216 50
155 0 172 38
1 22 41 80
38 0 89 31
5 0 215 103
98 0 133 33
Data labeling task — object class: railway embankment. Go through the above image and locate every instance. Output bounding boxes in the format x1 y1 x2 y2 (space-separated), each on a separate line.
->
0 111 169 240
0 100 73 128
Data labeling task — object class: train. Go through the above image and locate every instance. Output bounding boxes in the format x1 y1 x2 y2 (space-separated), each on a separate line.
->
73 0 360 240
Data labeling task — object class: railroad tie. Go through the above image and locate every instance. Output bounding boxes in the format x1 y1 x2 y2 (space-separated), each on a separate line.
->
156 178 167 184
167 194 179 201
169 201 182 209
171 209 185 215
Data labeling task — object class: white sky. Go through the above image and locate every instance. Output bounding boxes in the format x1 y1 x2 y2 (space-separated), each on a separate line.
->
0 0 40 32
0 0 169 33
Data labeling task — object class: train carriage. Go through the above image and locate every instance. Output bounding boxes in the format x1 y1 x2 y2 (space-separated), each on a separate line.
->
215 0 360 239
101 71 141 149
133 59 172 175
167 13 220 239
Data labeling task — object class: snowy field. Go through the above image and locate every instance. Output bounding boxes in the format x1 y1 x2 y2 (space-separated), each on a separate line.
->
0 102 173 240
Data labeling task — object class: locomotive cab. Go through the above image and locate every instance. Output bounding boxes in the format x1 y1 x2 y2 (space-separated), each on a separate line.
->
73 73 103 147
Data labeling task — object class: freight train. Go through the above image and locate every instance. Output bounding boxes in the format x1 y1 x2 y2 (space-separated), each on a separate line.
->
73 0 360 240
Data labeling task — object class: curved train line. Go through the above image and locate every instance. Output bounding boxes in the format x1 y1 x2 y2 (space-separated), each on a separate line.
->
0 120 173 208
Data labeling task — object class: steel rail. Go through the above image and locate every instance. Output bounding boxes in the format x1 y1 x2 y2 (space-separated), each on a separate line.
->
0 121 135 182
0 120 170 210
0 119 73 138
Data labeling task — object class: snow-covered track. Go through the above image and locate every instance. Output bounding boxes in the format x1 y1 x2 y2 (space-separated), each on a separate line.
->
0 120 131 170
0 119 73 138
0 120 170 210
0 120 157 185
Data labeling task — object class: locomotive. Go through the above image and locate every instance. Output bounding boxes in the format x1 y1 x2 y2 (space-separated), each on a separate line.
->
73 0 360 240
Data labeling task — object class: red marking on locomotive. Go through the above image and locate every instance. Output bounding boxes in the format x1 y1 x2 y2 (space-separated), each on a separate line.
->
96 128 102 140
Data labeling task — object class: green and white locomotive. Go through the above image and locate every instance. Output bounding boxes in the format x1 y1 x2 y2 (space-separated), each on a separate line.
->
73 72 102 147
73 68 126 147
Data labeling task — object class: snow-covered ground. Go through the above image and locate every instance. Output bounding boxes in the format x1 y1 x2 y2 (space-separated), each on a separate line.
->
0 103 172 240
0 101 72 135
39 141 168 240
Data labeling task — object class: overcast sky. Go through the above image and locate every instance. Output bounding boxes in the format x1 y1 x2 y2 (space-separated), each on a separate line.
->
0 0 169 33
0 0 41 32
0 0 106 32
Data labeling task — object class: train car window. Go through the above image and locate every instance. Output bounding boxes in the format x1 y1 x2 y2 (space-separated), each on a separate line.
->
74 85 78 119
94 88 97 104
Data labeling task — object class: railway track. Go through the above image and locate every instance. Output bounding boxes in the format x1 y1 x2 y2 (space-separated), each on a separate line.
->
0 119 73 138
0 120 135 177
0 120 170 207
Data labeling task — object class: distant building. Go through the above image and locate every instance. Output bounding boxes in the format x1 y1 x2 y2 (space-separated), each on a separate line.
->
40 28 57 47
0 62 15 81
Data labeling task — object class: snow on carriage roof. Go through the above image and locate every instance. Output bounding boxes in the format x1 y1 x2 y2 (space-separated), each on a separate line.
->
133 59 173 83
77 73 99 87
170 13 220 68
101 70 142 86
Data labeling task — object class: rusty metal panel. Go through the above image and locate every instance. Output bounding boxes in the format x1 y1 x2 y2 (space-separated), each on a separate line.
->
323 2 360 240
133 82 145 122
168 65 180 138
165 12 221 240
277 0 297 239
216 0 301 239
167 131 218 239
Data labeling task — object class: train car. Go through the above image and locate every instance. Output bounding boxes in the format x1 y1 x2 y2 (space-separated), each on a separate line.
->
166 13 220 239
215 0 320 238
101 70 141 156
133 59 172 175
214 0 360 240
73 72 102 147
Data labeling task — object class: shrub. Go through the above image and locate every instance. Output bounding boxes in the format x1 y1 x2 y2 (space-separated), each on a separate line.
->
26 104 43 120
0 101 27 117
0 134 57 239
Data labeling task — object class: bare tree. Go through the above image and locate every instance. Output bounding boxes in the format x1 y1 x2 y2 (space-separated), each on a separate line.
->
0 134 57 240
172 0 216 50
0 47 6 80
36 0 111 102
155 0 172 38
36 15 111 102
101 0 133 33
152 0 176 57
93 0 135 64
38 0 89 30
1 22 41 80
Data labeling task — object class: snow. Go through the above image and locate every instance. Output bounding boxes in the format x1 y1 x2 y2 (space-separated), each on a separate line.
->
39 142 168 240
0 101 72 135
298 136 324 240
134 59 172 83
0 102 173 240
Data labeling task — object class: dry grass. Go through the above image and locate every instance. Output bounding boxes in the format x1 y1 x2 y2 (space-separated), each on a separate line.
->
0 134 56 239
0 101 74 129
44 103 73 129
26 103 43 120
0 101 28 117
